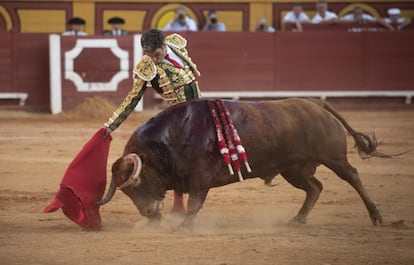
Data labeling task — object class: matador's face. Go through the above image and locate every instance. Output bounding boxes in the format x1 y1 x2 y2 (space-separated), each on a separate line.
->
144 43 167 65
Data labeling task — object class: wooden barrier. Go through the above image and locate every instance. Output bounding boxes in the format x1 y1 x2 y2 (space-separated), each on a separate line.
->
49 34 138 114
0 33 50 110
283 22 414 32
183 31 414 105
0 31 413 111
155 90 414 104
284 22 384 32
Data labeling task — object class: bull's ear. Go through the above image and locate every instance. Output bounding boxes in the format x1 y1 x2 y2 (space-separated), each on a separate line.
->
119 153 143 188
112 157 129 173
111 157 133 185
121 155 135 169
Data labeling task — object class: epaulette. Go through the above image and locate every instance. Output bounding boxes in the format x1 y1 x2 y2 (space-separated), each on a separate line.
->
133 55 157 81
165 33 187 49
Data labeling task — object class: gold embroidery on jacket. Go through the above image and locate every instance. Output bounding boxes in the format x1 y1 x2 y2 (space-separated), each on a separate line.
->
133 55 156 81
105 34 201 130
154 63 197 105
165 33 187 49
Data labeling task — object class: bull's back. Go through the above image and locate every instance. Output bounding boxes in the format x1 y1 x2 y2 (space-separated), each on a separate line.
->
224 98 347 170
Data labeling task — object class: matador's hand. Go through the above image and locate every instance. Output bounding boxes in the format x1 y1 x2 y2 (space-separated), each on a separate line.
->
103 127 112 139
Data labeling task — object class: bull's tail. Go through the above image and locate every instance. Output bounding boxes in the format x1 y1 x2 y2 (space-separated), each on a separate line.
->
310 99 393 159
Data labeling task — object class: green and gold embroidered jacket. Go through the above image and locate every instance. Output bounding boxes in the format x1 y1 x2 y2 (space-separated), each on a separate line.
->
105 33 201 132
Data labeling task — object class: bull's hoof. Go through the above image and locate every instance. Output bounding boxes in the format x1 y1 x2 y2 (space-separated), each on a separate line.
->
369 206 383 226
147 213 162 226
173 223 193 234
289 215 307 225
176 215 195 232
170 207 187 217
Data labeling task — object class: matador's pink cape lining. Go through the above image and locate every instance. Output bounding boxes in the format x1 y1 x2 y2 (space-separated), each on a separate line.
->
44 128 111 229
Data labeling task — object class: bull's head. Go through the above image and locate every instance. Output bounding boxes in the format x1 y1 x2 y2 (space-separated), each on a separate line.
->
98 153 164 218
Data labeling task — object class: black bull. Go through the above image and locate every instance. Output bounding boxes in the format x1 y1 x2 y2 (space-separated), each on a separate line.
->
99 98 387 227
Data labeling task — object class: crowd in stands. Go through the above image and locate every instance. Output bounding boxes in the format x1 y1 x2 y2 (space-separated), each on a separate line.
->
281 1 411 32
62 0 412 36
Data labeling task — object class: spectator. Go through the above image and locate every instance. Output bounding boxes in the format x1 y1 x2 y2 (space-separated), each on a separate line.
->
203 10 226 32
283 3 310 24
103 16 129 36
341 6 376 24
62 17 87 36
163 7 198 31
255 17 275 32
379 8 411 31
311 0 338 24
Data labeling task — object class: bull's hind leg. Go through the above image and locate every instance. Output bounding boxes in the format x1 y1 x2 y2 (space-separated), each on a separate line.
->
281 163 322 224
325 160 382 225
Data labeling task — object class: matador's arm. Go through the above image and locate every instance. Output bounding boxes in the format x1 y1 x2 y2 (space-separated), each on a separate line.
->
104 55 156 132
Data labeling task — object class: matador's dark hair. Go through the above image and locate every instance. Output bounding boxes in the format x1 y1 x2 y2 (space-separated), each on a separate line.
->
141 29 165 52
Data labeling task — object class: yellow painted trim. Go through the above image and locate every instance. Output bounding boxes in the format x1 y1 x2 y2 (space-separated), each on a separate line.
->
0 5 13 31
338 3 381 18
102 10 147 31
18 9 66 33
250 2 273 32
73 2 95 35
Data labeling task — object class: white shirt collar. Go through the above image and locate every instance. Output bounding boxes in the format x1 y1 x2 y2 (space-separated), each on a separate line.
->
163 45 184 67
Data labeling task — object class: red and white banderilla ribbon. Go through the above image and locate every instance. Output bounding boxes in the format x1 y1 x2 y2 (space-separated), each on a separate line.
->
208 99 252 181
207 100 233 175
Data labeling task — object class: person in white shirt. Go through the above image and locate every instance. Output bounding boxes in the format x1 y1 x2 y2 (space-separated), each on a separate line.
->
379 8 411 31
163 6 198 32
283 3 310 23
311 0 338 24
341 6 376 24
62 17 87 36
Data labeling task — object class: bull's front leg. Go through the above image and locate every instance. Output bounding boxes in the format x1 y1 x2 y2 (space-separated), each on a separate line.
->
180 189 209 228
171 191 186 214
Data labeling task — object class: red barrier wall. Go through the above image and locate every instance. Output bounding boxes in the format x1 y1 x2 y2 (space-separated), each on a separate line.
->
0 31 413 111
184 31 414 93
0 33 50 109
0 33 12 89
189 32 275 91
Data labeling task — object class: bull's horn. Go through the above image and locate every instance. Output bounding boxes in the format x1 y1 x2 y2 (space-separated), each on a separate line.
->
119 153 143 189
97 177 117 205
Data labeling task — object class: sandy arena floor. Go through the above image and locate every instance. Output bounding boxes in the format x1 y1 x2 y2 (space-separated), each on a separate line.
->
0 101 413 265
